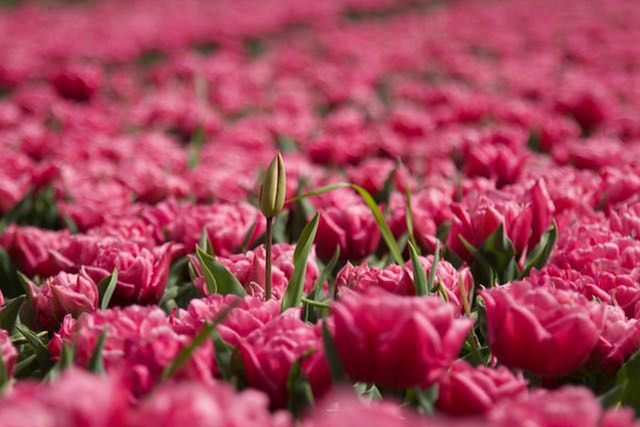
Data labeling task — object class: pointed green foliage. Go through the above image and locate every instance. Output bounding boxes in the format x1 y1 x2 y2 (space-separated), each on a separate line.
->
519 220 558 278
212 333 236 382
405 186 419 250
0 355 7 390
88 331 107 375
607 348 640 414
285 183 351 204
162 301 238 381
199 229 214 256
97 269 118 310
405 385 439 415
426 240 440 293
287 357 315 418
281 213 320 312
16 271 33 300
459 224 518 286
408 241 428 296
374 167 396 205
303 246 340 322
321 320 345 383
195 245 246 297
351 184 404 266
16 324 51 373
0 295 25 332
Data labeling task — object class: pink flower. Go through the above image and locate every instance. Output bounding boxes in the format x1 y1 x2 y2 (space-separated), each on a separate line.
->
84 241 172 305
335 262 409 295
130 381 291 427
588 305 640 374
163 201 264 257
488 386 627 427
0 225 71 277
170 294 281 347
436 360 527 416
31 268 99 331
481 280 605 376
331 288 472 389
313 189 381 262
50 306 213 399
238 314 331 408
0 329 17 378
0 369 128 427
198 243 319 300
302 389 415 427
50 63 102 102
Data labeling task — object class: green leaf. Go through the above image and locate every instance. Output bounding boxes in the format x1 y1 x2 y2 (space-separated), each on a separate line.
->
212 333 236 382
519 220 558 278
199 229 214 256
0 354 8 389
14 354 37 378
161 301 237 381
16 324 51 373
238 221 258 253
374 167 396 205
408 241 427 296
287 357 315 418
426 240 440 293
611 348 640 414
406 385 439 415
281 213 320 312
88 331 107 375
351 184 404 266
405 186 419 250
195 245 246 297
321 320 345 382
97 269 118 310
285 183 352 204
0 295 25 332
15 271 34 301
303 246 340 322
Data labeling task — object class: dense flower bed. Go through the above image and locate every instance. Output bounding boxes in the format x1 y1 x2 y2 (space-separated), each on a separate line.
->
1 0 640 425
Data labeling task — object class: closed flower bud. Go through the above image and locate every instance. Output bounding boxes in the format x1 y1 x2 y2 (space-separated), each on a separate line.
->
259 152 286 218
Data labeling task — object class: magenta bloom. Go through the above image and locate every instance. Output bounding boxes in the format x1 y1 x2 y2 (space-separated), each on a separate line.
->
131 381 291 427
50 306 213 398
0 369 128 427
84 241 172 305
0 329 17 378
436 360 527 416
238 314 331 408
30 268 98 330
313 189 381 262
0 225 71 277
588 305 640 374
481 280 605 376
170 294 281 347
335 261 409 295
332 288 472 389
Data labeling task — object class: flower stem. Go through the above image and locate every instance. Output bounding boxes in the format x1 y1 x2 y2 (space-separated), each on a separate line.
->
265 216 273 300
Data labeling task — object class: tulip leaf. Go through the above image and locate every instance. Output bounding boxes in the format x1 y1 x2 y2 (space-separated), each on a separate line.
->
212 332 236 382
97 269 118 310
405 186 419 250
16 324 51 373
519 220 558 279
161 301 237 381
195 245 246 297
427 240 441 293
374 167 396 205
0 295 25 332
610 348 640 415
285 183 352 204
303 246 340 322
408 241 428 296
281 213 320 312
199 229 214 256
321 320 345 383
351 184 405 266
238 220 258 253
88 331 107 375
287 357 314 418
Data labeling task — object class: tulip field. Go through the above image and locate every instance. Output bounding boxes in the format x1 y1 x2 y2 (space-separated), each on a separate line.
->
1 0 640 425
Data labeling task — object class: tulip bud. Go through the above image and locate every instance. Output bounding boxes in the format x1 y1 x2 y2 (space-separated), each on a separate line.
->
259 152 286 218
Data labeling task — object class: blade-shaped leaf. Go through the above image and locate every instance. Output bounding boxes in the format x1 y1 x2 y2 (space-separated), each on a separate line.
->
285 183 351 204
351 184 404 266
97 269 118 310
426 241 440 293
321 320 345 383
287 357 314 418
0 354 7 389
195 245 246 297
281 213 320 312
0 295 25 332
16 324 50 372
161 301 237 381
408 241 427 296
519 220 558 278
88 331 107 375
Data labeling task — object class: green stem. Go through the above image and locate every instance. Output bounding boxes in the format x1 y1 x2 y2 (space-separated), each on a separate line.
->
265 217 273 300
